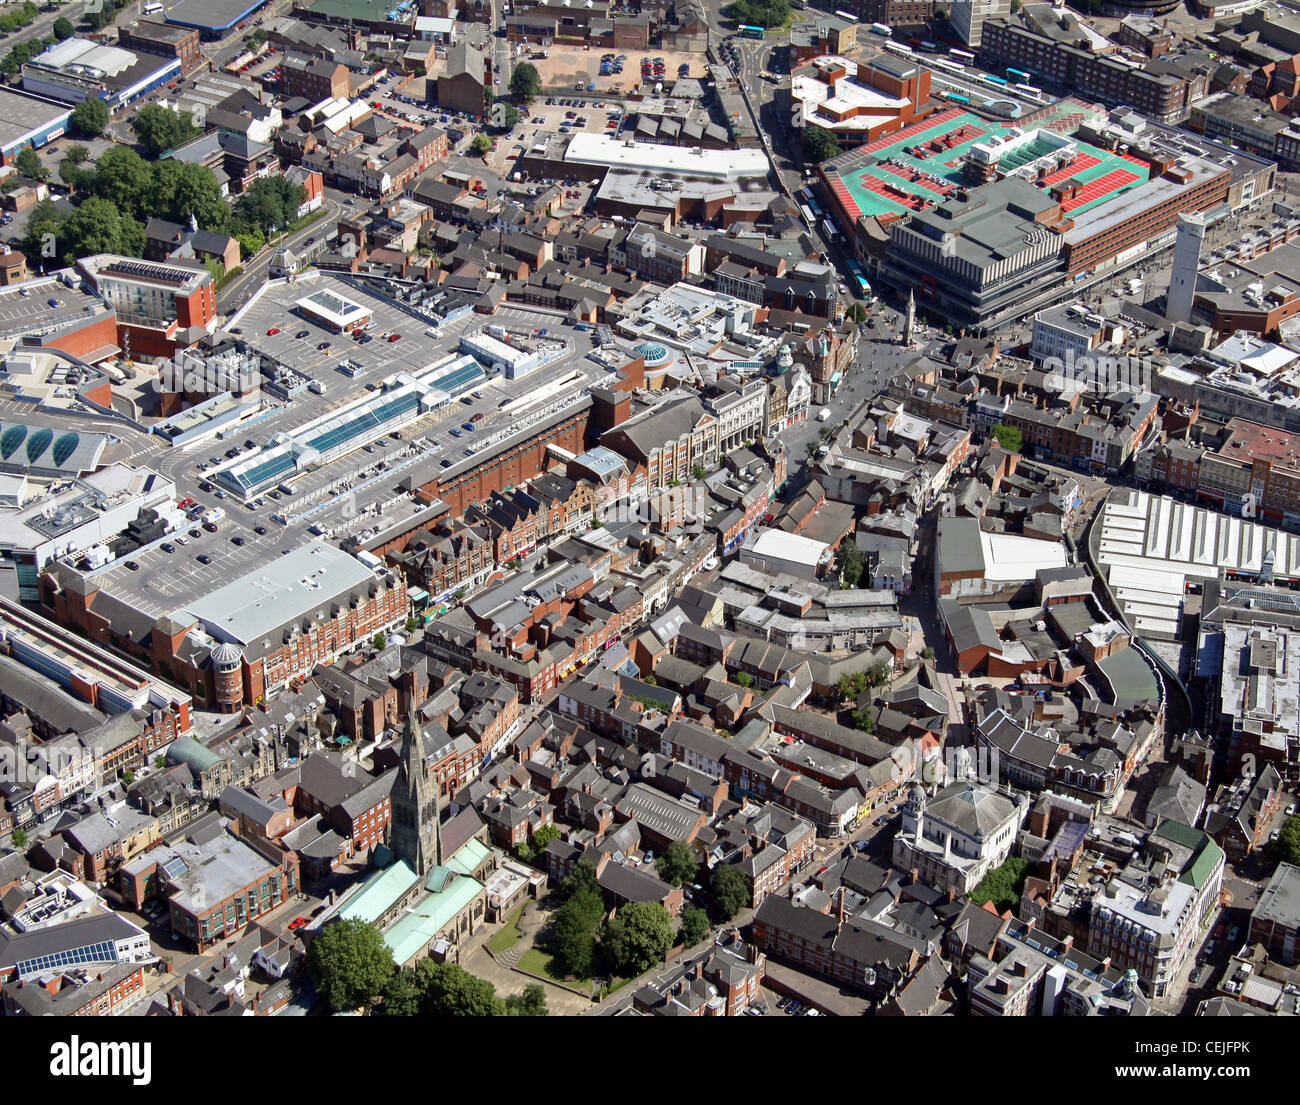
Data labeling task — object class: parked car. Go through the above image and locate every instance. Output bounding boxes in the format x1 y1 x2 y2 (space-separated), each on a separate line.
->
125 560 140 571
197 554 212 565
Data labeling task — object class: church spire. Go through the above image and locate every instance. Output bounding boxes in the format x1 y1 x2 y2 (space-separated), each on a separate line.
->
391 697 441 875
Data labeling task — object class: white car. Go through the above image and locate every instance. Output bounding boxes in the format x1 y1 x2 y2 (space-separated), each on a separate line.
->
1288 803 1297 816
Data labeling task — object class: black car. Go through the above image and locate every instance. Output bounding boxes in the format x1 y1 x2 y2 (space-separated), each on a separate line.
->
124 560 140 571
196 554 212 565
244 439 256 449
226 447 240 458
317 341 331 351
189 528 201 538
254 525 267 535
161 543 175 553
232 536 245 546
295 330 310 339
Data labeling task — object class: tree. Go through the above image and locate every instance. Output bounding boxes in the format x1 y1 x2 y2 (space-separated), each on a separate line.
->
14 146 45 181
733 671 754 689
232 174 306 237
236 230 264 258
307 918 395 1011
470 133 491 156
1270 816 1300 867
152 159 229 231
836 542 866 588
153 755 167 769
121 769 135 786
493 102 520 129
131 104 199 158
1010 0 1021 9
503 983 548 1016
23 199 65 265
602 901 673 976
968 856 1029 912
710 863 748 921
52 15 74 38
372 633 387 650
248 27 268 48
921 646 936 660
679 907 709 948
71 99 108 141
11 828 27 848
509 62 541 103
415 961 503 1016
90 146 153 217
867 659 892 688
692 464 707 480
550 884 604 978
850 706 876 734
728 0 790 28
406 616 421 632
846 301 867 324
562 859 600 900
802 124 840 164
990 423 1023 454
838 671 867 701
376 968 422 1016
656 840 699 888
60 197 135 263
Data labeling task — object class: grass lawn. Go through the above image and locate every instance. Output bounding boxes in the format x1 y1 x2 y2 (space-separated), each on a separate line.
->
517 946 568 982
487 906 526 955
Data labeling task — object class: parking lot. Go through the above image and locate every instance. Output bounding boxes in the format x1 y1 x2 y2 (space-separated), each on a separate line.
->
525 43 704 97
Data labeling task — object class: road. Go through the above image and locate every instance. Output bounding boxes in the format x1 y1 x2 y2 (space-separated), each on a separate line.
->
217 197 340 314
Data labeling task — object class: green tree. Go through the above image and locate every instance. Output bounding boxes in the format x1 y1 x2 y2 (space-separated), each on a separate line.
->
921 646 936 660
376 967 421 1016
494 102 520 129
151 159 229 231
991 423 1023 454
14 146 46 181
867 659 892 687
710 863 748 920
90 146 153 216
562 859 600 900
850 706 876 733
728 0 790 28
406 616 421 632
692 464 707 480
10 828 27 848
846 301 868 324
656 840 699 888
968 856 1030 912
60 197 132 262
131 104 199 158
232 174 306 237
52 15 74 38
470 133 491 156
679 907 710 947
733 671 754 689
372 633 387 650
248 27 268 48
550 885 604 978
509 62 541 103
414 961 503 1016
1270 815 1300 867
503 983 548 1016
838 670 867 701
307 918 395 1011
836 542 866 588
23 198 66 264
236 230 265 258
602 901 673 976
1010 0 1021 9
153 754 167 769
802 124 840 163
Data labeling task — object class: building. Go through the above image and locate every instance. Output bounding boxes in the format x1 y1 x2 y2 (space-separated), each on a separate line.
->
436 42 487 116
42 541 409 712
790 53 934 146
892 781 1026 895
1250 861 1300 965
21 37 180 110
1167 213 1207 324
116 19 203 74
0 88 73 162
77 254 215 358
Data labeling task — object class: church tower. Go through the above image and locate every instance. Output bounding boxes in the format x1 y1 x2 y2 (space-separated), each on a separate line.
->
390 700 441 875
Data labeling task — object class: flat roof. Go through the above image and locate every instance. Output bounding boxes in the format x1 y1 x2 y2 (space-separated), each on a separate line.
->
824 102 1146 224
180 540 377 645
0 88 70 151
564 133 769 180
159 0 269 31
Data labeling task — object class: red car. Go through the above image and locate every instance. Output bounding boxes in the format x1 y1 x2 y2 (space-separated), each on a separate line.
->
267 327 281 336
288 917 309 931
178 497 195 509
388 333 402 343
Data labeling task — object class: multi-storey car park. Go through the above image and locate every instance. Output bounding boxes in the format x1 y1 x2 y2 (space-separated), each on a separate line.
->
818 98 1276 332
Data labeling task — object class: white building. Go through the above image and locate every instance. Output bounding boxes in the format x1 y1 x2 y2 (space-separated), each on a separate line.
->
892 781 1026 895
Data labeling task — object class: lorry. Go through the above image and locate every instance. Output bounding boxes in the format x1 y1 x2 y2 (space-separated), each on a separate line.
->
817 407 831 422
203 507 225 524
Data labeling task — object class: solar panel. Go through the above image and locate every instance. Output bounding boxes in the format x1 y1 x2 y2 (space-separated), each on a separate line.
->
103 259 196 285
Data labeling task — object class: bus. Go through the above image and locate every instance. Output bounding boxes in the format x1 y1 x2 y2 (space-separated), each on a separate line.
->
834 9 858 22
799 203 816 225
930 58 964 73
983 74 1009 86
1007 67 1030 81
847 259 871 297
870 22 892 35
920 40 937 51
943 92 970 103
821 218 840 243
739 24 764 37
950 48 975 63
883 41 914 58
1015 83 1042 96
